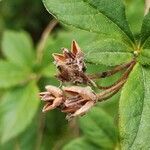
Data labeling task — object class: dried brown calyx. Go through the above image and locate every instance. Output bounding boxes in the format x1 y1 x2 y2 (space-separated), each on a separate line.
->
62 86 97 120
53 40 91 84
40 85 97 120
39 85 64 112
39 40 136 120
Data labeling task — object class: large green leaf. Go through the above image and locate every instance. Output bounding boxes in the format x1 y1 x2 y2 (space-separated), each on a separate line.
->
0 120 38 150
140 12 150 46
43 0 134 43
0 61 31 88
138 49 150 65
79 107 117 149
143 37 150 49
63 137 101 150
0 81 40 143
84 0 134 41
2 30 35 68
119 64 150 149
84 40 133 66
125 0 144 34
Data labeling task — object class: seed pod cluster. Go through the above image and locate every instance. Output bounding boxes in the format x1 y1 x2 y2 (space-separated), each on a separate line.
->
40 85 97 120
39 40 136 120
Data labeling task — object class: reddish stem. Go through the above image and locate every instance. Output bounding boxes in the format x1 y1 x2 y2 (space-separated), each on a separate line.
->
89 60 135 79
96 60 136 102
97 60 136 90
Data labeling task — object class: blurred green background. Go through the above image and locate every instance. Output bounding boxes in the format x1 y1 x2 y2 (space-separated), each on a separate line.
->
0 0 145 150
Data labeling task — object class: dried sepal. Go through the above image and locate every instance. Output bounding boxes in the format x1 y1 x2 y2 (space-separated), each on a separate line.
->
62 86 97 120
66 101 95 120
52 53 66 62
71 40 81 56
52 40 87 84
39 85 64 112
63 86 97 101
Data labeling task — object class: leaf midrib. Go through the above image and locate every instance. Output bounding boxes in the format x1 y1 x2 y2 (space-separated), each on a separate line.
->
82 0 134 44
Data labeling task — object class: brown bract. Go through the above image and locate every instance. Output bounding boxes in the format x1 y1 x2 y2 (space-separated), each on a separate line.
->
53 40 87 84
39 85 64 112
62 86 97 120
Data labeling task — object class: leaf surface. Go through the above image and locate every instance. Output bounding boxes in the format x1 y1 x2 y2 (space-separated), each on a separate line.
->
2 30 35 68
138 49 150 65
84 40 133 66
85 0 134 41
0 61 31 88
79 107 117 149
43 0 134 43
119 64 150 149
0 81 40 143
140 12 150 46
126 0 144 34
63 137 101 150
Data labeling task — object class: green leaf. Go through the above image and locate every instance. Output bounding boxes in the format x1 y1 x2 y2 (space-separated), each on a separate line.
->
84 40 133 66
2 30 35 68
138 49 150 65
63 137 101 150
41 64 56 78
84 0 134 41
43 0 134 43
140 12 150 46
79 107 117 149
119 64 150 149
0 121 38 150
143 37 150 49
0 61 31 88
0 81 40 143
126 0 144 34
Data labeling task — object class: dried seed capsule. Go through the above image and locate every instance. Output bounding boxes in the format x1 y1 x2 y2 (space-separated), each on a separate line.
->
39 85 64 112
53 40 87 84
62 86 97 120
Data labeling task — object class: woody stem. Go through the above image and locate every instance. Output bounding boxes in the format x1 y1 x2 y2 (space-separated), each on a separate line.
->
96 79 126 102
96 60 136 102
97 60 136 90
89 59 135 79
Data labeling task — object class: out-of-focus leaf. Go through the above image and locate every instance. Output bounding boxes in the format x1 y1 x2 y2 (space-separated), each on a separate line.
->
17 116 38 150
0 61 31 88
43 0 133 43
2 30 35 68
119 64 150 149
85 40 133 66
79 107 117 149
0 81 40 143
0 113 39 150
41 63 56 78
63 137 101 150
40 110 67 150
138 49 150 65
125 0 144 34
140 12 150 46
